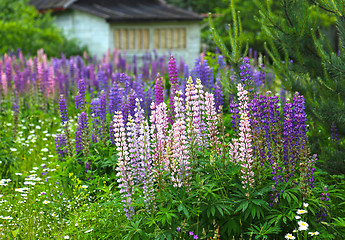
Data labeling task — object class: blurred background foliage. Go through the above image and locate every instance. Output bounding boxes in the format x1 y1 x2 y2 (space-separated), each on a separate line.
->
0 0 87 57
167 0 337 54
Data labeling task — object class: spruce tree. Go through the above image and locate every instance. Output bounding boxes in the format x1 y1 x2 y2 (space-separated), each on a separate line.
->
253 0 345 174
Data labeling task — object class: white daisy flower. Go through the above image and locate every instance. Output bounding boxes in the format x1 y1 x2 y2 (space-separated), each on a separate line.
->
296 209 308 215
308 232 319 236
303 202 309 208
284 233 295 240
298 221 309 231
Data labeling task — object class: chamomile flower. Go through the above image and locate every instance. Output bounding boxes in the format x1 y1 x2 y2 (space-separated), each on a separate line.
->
308 231 319 236
296 209 308 215
42 200 51 204
284 233 295 240
298 221 309 231
303 202 309 208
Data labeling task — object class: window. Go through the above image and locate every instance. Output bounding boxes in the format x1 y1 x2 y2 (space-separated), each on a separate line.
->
114 28 149 50
154 28 186 49
114 27 186 50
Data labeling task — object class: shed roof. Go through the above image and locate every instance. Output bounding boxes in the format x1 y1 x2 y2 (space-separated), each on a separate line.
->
30 0 202 21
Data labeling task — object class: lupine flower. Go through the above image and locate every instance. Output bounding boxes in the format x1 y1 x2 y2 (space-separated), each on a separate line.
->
75 112 89 155
239 57 253 89
150 101 168 186
155 73 164 105
74 78 86 110
113 111 135 219
205 92 221 154
109 84 122 115
170 93 190 188
168 55 179 124
99 90 107 124
58 95 68 125
55 134 67 160
229 84 254 195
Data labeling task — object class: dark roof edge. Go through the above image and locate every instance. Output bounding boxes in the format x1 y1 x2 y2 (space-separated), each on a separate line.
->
106 18 202 23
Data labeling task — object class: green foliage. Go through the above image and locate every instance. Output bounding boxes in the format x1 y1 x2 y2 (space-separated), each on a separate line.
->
0 0 87 57
208 0 248 80
254 0 345 174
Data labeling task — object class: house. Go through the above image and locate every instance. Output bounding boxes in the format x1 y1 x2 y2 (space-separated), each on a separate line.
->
30 0 202 64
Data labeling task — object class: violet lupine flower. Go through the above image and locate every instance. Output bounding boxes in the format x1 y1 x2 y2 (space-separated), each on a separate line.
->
99 90 107 124
55 134 67 161
292 92 307 150
218 55 225 70
306 154 317 189
239 57 253 89
113 111 135 219
229 84 254 195
168 55 179 124
58 95 69 125
214 75 224 112
205 92 221 155
74 78 86 110
75 112 89 155
108 84 122 116
155 73 164 105
144 88 153 117
229 99 240 132
97 70 107 91
316 186 330 222
282 98 295 177
330 122 339 144
90 97 100 143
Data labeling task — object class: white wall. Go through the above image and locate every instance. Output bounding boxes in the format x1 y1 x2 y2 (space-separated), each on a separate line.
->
54 10 110 58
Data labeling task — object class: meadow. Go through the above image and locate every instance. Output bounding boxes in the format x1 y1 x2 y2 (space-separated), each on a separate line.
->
0 48 345 240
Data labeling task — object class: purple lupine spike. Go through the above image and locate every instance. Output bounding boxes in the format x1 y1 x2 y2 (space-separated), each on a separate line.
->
316 186 330 222
128 91 137 118
90 97 100 143
99 90 107 124
133 78 145 107
109 84 122 116
218 55 225 70
331 122 339 144
282 98 295 178
97 70 107 91
229 98 240 132
59 95 69 125
144 88 153 117
155 73 164 105
55 134 67 161
75 112 89 155
74 78 86 110
239 57 253 89
292 92 307 149
168 55 179 124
